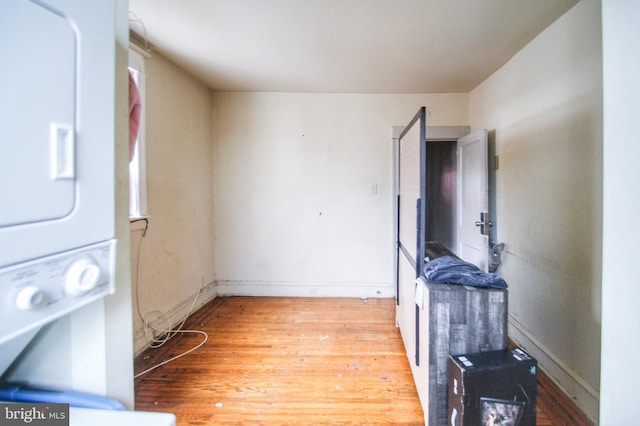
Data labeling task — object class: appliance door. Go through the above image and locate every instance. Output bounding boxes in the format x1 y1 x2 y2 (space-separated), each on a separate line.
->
70 407 176 426
0 0 76 228
0 0 116 268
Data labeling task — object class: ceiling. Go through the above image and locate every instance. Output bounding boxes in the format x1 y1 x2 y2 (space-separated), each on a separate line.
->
128 0 578 94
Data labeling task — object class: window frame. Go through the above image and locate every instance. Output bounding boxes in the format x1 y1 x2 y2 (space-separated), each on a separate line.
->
128 48 148 219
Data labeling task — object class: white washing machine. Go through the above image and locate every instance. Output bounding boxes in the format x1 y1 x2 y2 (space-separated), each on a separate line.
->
0 2 157 420
70 407 176 426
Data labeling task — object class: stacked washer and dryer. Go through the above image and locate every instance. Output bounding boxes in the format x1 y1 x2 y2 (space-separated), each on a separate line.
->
0 1 173 424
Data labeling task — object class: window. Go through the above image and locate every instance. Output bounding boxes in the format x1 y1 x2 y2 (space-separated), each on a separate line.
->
128 48 147 219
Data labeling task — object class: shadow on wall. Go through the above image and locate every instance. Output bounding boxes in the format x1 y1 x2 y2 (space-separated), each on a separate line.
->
496 88 602 388
500 91 602 282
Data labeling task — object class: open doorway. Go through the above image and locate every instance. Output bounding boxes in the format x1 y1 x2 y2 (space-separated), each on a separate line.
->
424 139 457 252
422 126 471 254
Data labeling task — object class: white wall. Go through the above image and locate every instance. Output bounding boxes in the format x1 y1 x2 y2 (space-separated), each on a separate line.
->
131 51 216 354
600 0 640 423
469 0 602 420
127 3 628 421
212 93 468 297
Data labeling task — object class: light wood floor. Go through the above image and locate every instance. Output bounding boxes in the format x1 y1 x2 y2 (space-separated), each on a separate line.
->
134 297 592 425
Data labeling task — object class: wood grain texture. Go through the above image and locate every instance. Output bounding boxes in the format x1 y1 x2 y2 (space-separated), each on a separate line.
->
135 297 592 425
428 283 508 425
532 360 594 426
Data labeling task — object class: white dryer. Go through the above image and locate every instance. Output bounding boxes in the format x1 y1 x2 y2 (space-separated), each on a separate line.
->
0 0 117 373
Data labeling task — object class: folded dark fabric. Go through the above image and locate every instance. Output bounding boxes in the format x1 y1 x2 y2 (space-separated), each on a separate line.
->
423 255 508 289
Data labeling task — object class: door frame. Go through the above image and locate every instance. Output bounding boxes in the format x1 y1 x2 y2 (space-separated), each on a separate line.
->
392 123 470 366
392 126 470 299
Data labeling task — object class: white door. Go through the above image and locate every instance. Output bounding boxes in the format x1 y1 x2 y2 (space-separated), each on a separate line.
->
457 130 489 270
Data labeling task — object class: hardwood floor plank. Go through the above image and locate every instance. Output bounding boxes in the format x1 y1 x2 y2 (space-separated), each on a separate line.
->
135 297 423 424
135 296 592 425
535 368 593 426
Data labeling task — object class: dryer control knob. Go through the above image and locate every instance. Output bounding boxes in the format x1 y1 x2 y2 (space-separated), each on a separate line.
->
65 258 101 297
16 286 45 310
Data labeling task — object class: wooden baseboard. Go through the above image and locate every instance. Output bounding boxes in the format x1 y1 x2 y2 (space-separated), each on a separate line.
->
508 339 595 425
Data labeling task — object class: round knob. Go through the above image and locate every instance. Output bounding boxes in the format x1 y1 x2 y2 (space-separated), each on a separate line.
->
16 286 45 310
65 258 101 296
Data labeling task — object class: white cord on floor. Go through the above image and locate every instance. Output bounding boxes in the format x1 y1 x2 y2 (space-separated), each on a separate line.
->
134 330 208 378
132 219 210 378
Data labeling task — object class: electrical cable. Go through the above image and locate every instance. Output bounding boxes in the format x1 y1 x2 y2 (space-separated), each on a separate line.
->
131 218 209 378
134 330 208 379
128 12 153 54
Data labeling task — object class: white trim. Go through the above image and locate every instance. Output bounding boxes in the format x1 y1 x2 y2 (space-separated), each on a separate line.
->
427 125 471 141
393 125 470 140
508 314 599 423
128 41 151 58
216 281 395 299
128 48 148 219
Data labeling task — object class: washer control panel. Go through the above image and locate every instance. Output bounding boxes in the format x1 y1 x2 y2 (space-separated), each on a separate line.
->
0 240 116 344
